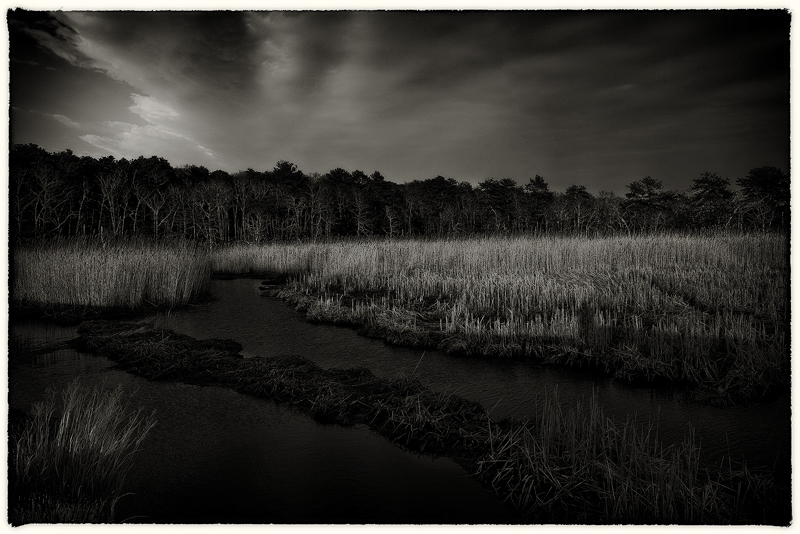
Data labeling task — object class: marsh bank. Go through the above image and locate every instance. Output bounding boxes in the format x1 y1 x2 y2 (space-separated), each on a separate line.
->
9 277 790 523
158 278 791 482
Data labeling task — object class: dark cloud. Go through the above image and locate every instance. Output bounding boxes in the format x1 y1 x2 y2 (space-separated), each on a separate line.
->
9 10 85 68
49 11 265 109
8 10 790 192
285 11 354 94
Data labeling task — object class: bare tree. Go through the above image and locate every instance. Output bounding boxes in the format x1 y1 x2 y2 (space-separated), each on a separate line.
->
30 163 71 236
351 188 374 236
97 167 131 236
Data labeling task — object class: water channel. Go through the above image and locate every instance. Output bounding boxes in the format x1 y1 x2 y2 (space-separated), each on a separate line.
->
8 277 792 523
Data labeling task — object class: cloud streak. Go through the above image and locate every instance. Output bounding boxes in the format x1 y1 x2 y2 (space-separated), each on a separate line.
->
80 119 219 166
50 113 80 128
9 10 790 192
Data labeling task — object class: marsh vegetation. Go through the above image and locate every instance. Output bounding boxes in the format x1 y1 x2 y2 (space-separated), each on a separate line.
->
11 238 209 321
66 319 784 524
9 232 790 524
8 380 155 524
212 233 789 404
8 107 792 525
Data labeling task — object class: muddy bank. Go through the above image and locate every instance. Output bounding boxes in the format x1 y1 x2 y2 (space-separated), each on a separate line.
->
8 268 280 326
10 302 155 326
261 284 788 406
70 320 492 469
10 289 216 326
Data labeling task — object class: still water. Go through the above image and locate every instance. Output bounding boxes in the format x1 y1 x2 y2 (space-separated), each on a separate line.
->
9 322 517 524
153 279 791 485
8 278 791 522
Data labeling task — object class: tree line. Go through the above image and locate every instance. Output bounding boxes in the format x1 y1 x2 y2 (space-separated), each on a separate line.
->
9 143 790 242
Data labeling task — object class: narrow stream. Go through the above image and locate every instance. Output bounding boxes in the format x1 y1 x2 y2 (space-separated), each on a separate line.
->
153 279 791 487
8 277 791 523
8 321 518 523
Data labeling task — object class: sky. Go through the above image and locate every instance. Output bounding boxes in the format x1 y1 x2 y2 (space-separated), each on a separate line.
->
7 8 791 194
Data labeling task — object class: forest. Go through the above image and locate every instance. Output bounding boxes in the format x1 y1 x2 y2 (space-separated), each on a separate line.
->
9 143 790 242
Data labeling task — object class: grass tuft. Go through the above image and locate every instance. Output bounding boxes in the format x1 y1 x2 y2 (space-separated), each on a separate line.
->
9 380 156 525
475 391 777 523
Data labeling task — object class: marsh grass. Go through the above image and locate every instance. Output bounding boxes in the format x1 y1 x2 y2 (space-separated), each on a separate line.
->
479 393 713 523
16 235 785 400
12 237 209 310
215 234 788 402
9 380 156 524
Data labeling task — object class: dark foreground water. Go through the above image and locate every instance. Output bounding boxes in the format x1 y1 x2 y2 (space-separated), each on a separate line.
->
9 322 517 524
8 278 791 523
153 279 791 484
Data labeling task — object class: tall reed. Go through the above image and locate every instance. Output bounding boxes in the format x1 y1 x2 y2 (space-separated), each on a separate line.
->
212 234 788 401
9 380 156 524
12 238 210 309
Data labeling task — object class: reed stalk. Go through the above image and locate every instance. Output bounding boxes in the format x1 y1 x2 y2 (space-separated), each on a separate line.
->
12 237 210 310
475 390 778 523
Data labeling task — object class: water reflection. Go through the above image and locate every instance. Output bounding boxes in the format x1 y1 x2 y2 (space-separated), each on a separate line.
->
8 321 519 524
150 278 791 487
8 277 790 522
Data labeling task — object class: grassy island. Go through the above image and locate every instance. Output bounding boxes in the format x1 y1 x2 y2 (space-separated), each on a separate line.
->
66 319 785 524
